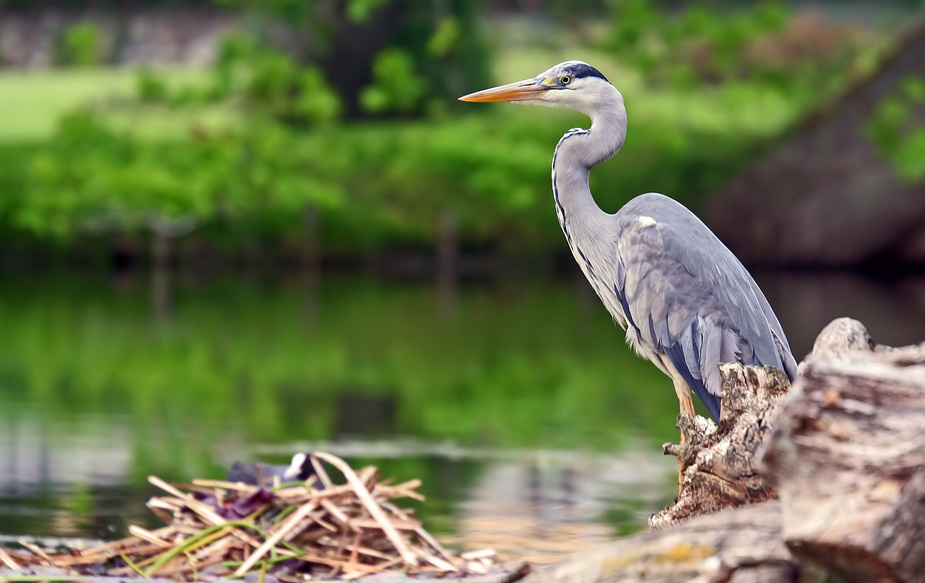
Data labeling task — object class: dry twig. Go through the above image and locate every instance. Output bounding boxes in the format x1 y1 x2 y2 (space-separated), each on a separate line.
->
5 451 496 581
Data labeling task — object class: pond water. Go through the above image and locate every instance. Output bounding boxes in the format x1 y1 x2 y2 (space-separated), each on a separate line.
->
1 271 923 563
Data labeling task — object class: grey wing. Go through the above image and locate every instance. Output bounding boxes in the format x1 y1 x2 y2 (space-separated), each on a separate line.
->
612 196 796 420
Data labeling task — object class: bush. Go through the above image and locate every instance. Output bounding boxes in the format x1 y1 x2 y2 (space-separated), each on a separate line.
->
59 21 101 68
865 76 925 182
15 111 347 240
1 2 887 260
7 94 772 256
601 0 869 105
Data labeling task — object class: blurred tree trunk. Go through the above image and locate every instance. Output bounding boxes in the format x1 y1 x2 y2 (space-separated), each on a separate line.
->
704 23 925 268
302 203 322 277
148 216 195 326
312 1 406 119
436 208 458 320
151 228 171 326
301 203 321 327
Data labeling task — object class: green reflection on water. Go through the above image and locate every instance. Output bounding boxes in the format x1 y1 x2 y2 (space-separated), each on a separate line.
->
0 274 680 541
1 275 679 455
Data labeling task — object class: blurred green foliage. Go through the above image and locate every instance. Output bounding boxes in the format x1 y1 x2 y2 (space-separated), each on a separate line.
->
16 110 349 240
58 21 101 68
3 99 780 254
360 48 430 115
0 0 886 258
205 38 344 124
602 0 869 102
865 75 925 182
206 0 489 119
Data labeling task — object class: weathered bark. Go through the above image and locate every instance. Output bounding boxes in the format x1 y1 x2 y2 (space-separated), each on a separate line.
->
759 317 925 582
523 501 792 583
521 318 925 583
651 365 790 529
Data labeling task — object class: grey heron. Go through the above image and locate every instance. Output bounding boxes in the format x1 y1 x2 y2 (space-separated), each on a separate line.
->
460 61 797 422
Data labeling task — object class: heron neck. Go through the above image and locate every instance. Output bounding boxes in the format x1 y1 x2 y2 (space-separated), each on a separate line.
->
551 99 627 233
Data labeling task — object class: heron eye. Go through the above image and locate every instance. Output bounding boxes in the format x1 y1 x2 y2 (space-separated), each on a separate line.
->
560 75 571 85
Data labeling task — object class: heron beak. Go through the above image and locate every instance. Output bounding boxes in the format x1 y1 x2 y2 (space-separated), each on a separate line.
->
459 79 548 103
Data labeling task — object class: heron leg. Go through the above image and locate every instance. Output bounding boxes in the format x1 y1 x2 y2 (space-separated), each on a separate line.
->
658 355 698 421
657 356 697 489
671 375 698 489
674 376 697 420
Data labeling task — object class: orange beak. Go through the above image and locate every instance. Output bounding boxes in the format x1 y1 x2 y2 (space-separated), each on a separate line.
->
458 79 547 103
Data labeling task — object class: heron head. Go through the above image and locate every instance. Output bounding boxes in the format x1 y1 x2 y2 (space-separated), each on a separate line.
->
459 61 613 114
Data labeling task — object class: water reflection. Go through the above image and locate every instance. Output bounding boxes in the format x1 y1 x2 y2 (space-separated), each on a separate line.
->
0 273 679 560
0 416 131 490
248 441 672 564
0 271 922 561
448 450 668 563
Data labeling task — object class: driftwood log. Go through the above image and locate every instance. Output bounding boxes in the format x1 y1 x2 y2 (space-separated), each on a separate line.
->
521 317 925 583
760 317 925 582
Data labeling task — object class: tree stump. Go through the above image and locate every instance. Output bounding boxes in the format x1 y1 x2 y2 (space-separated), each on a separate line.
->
650 364 790 529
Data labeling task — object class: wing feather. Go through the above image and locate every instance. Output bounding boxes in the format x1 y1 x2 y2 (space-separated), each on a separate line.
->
611 193 797 421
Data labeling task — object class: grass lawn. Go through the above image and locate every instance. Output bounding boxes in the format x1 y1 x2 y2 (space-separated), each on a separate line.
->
0 68 138 142
0 67 238 143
